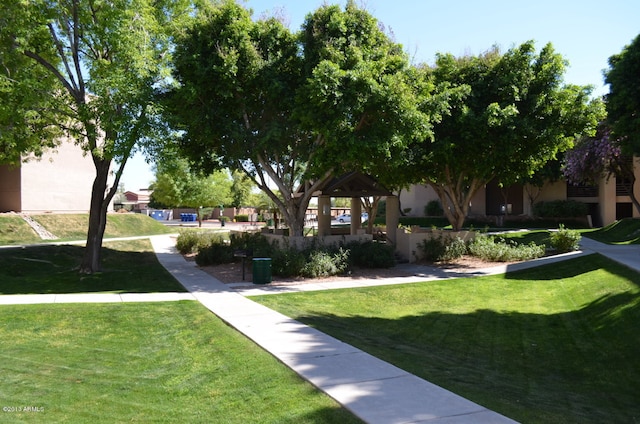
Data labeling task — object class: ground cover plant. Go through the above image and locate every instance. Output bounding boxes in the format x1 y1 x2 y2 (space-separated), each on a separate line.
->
251 254 640 423
0 301 361 423
0 240 186 295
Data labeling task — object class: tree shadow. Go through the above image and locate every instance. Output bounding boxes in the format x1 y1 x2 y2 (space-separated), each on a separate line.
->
0 244 186 294
505 253 640 286
287 290 640 424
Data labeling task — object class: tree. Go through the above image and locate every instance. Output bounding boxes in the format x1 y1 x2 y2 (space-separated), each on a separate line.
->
563 125 640 214
605 34 640 154
523 158 564 213
411 42 602 230
229 170 256 211
1 0 191 273
165 1 433 236
152 158 232 226
0 4 62 165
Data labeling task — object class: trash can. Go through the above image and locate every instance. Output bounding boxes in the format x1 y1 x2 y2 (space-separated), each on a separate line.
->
252 258 272 284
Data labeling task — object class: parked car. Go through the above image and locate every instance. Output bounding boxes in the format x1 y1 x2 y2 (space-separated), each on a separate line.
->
334 212 368 223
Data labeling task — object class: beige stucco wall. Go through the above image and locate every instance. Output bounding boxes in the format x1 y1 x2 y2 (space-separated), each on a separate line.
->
12 138 114 213
400 183 486 218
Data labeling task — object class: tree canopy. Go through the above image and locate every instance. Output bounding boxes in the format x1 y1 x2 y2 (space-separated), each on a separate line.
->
409 42 603 230
605 33 640 155
1 0 191 272
563 124 640 214
152 158 232 225
165 0 434 235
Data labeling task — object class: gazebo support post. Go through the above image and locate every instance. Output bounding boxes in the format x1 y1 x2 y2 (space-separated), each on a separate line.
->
350 197 362 235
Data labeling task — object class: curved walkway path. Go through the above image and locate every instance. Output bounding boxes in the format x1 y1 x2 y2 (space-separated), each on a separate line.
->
2 235 639 423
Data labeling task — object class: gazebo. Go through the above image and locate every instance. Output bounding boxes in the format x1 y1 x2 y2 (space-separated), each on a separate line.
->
305 171 400 246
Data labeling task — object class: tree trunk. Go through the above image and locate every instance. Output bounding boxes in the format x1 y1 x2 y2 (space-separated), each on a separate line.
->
79 159 111 274
428 179 484 231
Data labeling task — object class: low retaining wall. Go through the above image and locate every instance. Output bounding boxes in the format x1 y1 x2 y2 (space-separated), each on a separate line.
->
395 227 476 263
262 233 373 250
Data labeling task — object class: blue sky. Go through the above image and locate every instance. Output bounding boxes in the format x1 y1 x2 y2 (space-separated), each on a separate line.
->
120 0 639 190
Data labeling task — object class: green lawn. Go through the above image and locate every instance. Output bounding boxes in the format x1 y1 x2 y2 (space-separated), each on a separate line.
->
0 214 41 245
586 217 640 244
0 301 361 423
0 239 186 294
0 213 174 245
251 254 640 424
30 213 175 241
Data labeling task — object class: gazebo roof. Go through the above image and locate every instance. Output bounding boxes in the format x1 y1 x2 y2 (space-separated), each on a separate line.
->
300 171 392 198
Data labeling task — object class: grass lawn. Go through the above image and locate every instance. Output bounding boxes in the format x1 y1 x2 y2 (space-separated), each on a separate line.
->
0 215 42 245
0 301 361 423
251 254 640 424
586 217 640 244
30 213 175 241
0 213 174 245
0 239 186 294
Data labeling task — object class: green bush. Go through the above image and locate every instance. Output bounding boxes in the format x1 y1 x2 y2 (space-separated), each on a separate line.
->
270 246 306 277
424 200 444 217
549 225 582 253
229 232 272 257
347 241 396 268
176 231 225 255
234 214 249 222
442 237 467 261
417 233 467 262
302 248 350 278
195 242 234 266
468 234 545 262
533 200 588 218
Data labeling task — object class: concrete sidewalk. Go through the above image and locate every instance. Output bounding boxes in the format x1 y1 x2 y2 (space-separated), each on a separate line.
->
149 235 518 423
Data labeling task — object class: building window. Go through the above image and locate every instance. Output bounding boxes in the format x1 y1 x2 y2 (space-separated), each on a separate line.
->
567 183 599 198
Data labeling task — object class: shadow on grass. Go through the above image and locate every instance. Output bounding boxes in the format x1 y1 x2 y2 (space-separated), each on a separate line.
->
289 289 640 424
0 243 186 295
505 253 640 286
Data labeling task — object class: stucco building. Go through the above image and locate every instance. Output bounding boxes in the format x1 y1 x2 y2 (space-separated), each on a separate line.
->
0 137 113 213
400 157 640 227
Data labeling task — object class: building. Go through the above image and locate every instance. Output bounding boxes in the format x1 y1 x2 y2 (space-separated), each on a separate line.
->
399 157 640 227
0 137 114 213
119 189 152 212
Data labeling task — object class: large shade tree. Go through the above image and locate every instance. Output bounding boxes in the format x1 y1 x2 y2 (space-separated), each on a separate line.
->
1 0 191 273
410 42 602 230
165 1 434 236
605 33 640 154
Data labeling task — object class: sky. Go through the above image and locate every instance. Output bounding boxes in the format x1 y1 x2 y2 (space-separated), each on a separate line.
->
119 0 640 191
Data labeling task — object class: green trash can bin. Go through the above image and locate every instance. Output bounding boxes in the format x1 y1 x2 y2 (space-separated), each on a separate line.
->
252 258 272 284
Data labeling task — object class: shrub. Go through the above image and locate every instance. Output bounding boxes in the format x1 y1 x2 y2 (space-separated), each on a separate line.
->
533 200 588 218
468 234 545 262
270 246 306 277
442 237 467 261
347 241 396 268
418 233 467 262
195 242 234 266
302 248 350 278
176 231 225 255
549 225 582 253
424 200 444 217
229 232 271 257
234 214 249 222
